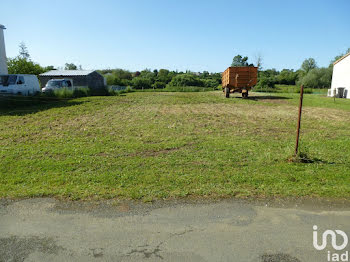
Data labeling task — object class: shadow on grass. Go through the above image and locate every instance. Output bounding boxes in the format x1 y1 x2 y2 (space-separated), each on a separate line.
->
0 95 86 116
235 96 292 100
288 152 335 164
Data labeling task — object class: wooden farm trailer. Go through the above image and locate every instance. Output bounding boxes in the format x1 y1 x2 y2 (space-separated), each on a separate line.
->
222 67 258 98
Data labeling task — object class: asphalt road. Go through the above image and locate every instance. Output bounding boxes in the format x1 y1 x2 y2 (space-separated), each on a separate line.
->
1 198 350 262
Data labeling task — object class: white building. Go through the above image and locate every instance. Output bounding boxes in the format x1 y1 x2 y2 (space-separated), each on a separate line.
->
328 52 350 99
0 24 8 75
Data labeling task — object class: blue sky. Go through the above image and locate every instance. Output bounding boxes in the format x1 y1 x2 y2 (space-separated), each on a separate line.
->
2 0 349 72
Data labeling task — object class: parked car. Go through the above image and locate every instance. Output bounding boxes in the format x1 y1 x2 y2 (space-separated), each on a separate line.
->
0 74 40 96
42 79 73 93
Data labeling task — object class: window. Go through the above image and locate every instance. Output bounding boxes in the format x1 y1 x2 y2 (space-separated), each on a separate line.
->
0 75 17 86
17 76 25 85
67 80 72 87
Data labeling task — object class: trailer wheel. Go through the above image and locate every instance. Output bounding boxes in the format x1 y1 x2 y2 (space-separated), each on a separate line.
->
224 87 230 98
242 90 248 98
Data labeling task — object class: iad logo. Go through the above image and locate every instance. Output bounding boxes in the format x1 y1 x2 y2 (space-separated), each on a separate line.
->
313 225 349 261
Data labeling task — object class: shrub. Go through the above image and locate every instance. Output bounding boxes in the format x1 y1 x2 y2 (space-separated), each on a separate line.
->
73 87 90 97
168 74 203 87
42 87 92 98
297 67 332 89
255 76 275 90
107 86 133 96
202 79 219 88
52 88 74 98
152 81 166 89
132 77 153 89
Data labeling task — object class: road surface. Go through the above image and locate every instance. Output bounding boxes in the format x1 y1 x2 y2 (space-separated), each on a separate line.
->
1 198 350 262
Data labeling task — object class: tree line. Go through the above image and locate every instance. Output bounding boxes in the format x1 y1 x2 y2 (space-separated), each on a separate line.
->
6 43 350 90
101 68 221 89
255 48 349 90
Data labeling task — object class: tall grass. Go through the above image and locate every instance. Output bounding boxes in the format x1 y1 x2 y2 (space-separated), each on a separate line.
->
163 86 217 92
107 86 133 96
254 84 328 94
43 87 91 98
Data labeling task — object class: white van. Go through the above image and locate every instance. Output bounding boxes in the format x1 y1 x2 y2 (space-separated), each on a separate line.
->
42 79 74 93
0 74 41 96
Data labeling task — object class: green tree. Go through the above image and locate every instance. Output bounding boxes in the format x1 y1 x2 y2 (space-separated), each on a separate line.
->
255 76 275 90
7 43 44 75
157 69 171 83
152 81 166 89
231 55 249 67
297 67 332 89
7 57 45 75
276 69 298 85
112 69 132 80
132 77 152 89
301 58 317 73
65 63 78 70
202 79 218 88
167 74 203 87
44 65 55 72
330 48 350 66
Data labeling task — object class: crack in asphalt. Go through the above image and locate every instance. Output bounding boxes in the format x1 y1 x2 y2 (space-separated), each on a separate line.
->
125 227 195 260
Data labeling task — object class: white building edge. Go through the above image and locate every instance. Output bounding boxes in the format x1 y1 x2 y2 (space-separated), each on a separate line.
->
0 24 8 75
328 52 350 99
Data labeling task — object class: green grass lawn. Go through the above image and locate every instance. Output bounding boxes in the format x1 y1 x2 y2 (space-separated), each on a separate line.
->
1 91 350 200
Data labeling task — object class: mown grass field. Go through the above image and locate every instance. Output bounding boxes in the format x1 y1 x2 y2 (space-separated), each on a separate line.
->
1 91 350 200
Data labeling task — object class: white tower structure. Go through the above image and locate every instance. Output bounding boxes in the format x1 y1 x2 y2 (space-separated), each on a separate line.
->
0 24 8 75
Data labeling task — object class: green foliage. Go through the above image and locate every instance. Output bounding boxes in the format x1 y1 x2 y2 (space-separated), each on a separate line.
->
202 78 219 88
107 86 133 96
276 69 298 85
168 74 203 87
297 67 332 89
231 55 252 67
330 47 350 66
113 69 133 80
157 69 172 83
301 58 317 73
152 81 166 89
44 65 55 72
7 57 45 75
6 43 53 76
255 76 275 90
52 88 74 98
254 84 327 94
102 68 221 91
64 63 78 70
132 76 153 89
43 87 91 98
73 87 90 97
106 74 132 86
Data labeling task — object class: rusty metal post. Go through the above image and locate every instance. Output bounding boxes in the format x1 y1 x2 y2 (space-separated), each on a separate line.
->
295 85 304 157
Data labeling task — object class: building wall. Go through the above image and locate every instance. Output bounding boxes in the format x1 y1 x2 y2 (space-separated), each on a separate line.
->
330 55 350 99
0 26 8 75
86 71 105 90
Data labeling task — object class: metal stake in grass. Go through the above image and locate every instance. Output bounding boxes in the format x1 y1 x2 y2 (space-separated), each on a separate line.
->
295 85 304 157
